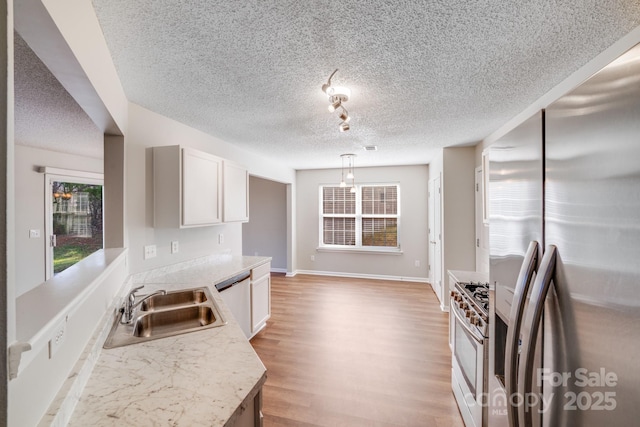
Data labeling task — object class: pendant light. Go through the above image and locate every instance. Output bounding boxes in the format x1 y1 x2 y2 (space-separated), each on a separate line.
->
340 154 356 191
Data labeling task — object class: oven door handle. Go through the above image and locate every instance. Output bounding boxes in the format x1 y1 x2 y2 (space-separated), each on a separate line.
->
505 240 539 427
451 305 484 344
517 245 557 427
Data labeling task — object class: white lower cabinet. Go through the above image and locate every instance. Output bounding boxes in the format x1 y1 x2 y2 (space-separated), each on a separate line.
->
218 262 271 340
251 262 271 336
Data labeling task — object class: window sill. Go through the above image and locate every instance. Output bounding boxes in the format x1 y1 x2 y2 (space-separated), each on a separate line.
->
316 246 403 255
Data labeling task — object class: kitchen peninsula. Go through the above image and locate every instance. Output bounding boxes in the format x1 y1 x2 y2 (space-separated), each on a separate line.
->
55 254 271 426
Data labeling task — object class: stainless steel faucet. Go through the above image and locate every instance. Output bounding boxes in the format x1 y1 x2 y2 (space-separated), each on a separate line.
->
121 285 166 324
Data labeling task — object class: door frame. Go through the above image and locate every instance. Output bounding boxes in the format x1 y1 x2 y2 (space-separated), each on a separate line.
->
42 167 104 279
428 175 443 304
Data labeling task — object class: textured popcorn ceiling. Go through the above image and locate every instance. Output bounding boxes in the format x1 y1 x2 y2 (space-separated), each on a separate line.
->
14 34 104 159
84 1 638 168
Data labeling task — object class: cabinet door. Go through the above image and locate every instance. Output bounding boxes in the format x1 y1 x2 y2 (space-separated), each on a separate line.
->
223 161 249 222
182 148 222 226
251 274 270 335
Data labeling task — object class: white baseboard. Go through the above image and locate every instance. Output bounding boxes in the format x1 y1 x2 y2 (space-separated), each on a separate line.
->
288 269 429 283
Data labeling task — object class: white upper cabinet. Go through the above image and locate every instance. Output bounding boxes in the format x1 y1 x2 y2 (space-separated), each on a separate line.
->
223 160 249 223
154 146 223 228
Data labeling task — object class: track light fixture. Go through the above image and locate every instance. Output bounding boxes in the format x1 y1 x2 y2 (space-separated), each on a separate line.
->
322 69 351 131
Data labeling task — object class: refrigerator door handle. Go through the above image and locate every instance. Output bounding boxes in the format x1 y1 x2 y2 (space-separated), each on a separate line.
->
516 245 557 427
505 240 539 427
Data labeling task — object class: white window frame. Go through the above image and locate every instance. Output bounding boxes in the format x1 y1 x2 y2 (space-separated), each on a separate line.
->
318 183 402 254
42 167 104 280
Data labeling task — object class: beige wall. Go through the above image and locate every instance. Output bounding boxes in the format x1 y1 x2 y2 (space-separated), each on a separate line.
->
243 176 287 270
296 165 429 281
442 147 476 277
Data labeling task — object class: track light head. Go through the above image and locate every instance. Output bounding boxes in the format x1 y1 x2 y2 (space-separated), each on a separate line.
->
338 108 351 123
328 100 341 113
339 122 350 132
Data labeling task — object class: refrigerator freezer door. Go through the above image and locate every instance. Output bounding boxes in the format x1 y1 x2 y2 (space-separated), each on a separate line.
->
544 43 640 426
489 111 544 323
488 110 544 427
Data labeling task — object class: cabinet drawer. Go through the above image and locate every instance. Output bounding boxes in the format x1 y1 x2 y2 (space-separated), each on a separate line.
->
251 262 271 280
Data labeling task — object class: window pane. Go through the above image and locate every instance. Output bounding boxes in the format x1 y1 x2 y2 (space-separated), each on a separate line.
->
362 218 397 247
323 187 355 214
323 217 356 245
362 185 397 215
52 181 103 274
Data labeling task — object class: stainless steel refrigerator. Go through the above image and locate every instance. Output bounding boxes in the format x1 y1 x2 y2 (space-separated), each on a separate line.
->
488 43 640 427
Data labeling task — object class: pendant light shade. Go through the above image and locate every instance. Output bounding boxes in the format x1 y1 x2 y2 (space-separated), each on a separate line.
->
340 154 356 190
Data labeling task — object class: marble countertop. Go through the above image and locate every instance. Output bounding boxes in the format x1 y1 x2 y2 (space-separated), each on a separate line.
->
66 254 270 426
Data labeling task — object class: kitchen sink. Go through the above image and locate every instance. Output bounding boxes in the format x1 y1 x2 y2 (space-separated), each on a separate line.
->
140 288 208 311
133 306 217 337
103 286 226 349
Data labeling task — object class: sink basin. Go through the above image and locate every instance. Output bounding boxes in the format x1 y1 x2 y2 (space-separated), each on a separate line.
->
133 306 217 337
103 286 226 349
141 289 208 311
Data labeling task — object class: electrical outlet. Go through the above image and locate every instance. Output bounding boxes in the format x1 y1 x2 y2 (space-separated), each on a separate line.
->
414 260 421 267
171 241 179 254
144 245 157 259
29 229 40 238
311 255 315 261
48 318 67 359
218 233 224 244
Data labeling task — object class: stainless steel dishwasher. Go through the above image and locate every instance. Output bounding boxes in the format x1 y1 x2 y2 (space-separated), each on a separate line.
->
215 271 251 339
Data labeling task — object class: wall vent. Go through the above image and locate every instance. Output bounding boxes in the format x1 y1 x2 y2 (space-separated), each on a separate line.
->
363 145 378 151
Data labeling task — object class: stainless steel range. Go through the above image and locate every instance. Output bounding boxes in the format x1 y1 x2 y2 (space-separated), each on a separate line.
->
451 280 490 427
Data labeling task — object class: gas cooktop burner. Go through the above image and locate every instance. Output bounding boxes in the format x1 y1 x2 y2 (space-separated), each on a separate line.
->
456 281 490 315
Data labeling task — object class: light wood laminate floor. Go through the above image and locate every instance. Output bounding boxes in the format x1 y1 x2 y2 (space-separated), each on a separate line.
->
250 274 464 427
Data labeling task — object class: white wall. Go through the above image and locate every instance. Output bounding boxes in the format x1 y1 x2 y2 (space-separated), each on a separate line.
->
125 104 296 274
243 176 287 270
296 165 429 281
14 145 103 296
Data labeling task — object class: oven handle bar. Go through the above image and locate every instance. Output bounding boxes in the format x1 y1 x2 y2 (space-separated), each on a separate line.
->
451 304 485 344
516 245 557 427
505 240 539 427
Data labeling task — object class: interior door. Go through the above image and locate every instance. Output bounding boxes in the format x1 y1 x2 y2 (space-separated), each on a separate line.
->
428 179 435 285
475 167 489 272
431 176 443 307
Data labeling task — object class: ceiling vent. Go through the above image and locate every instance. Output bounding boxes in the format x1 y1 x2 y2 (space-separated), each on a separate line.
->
363 145 378 151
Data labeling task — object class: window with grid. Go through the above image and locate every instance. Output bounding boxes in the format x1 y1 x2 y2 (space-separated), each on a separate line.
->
320 184 400 250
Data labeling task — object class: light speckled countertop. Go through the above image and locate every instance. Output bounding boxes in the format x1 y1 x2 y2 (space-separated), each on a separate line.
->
66 254 270 426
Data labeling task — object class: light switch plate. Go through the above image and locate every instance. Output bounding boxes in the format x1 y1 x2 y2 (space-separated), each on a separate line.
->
29 229 40 238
